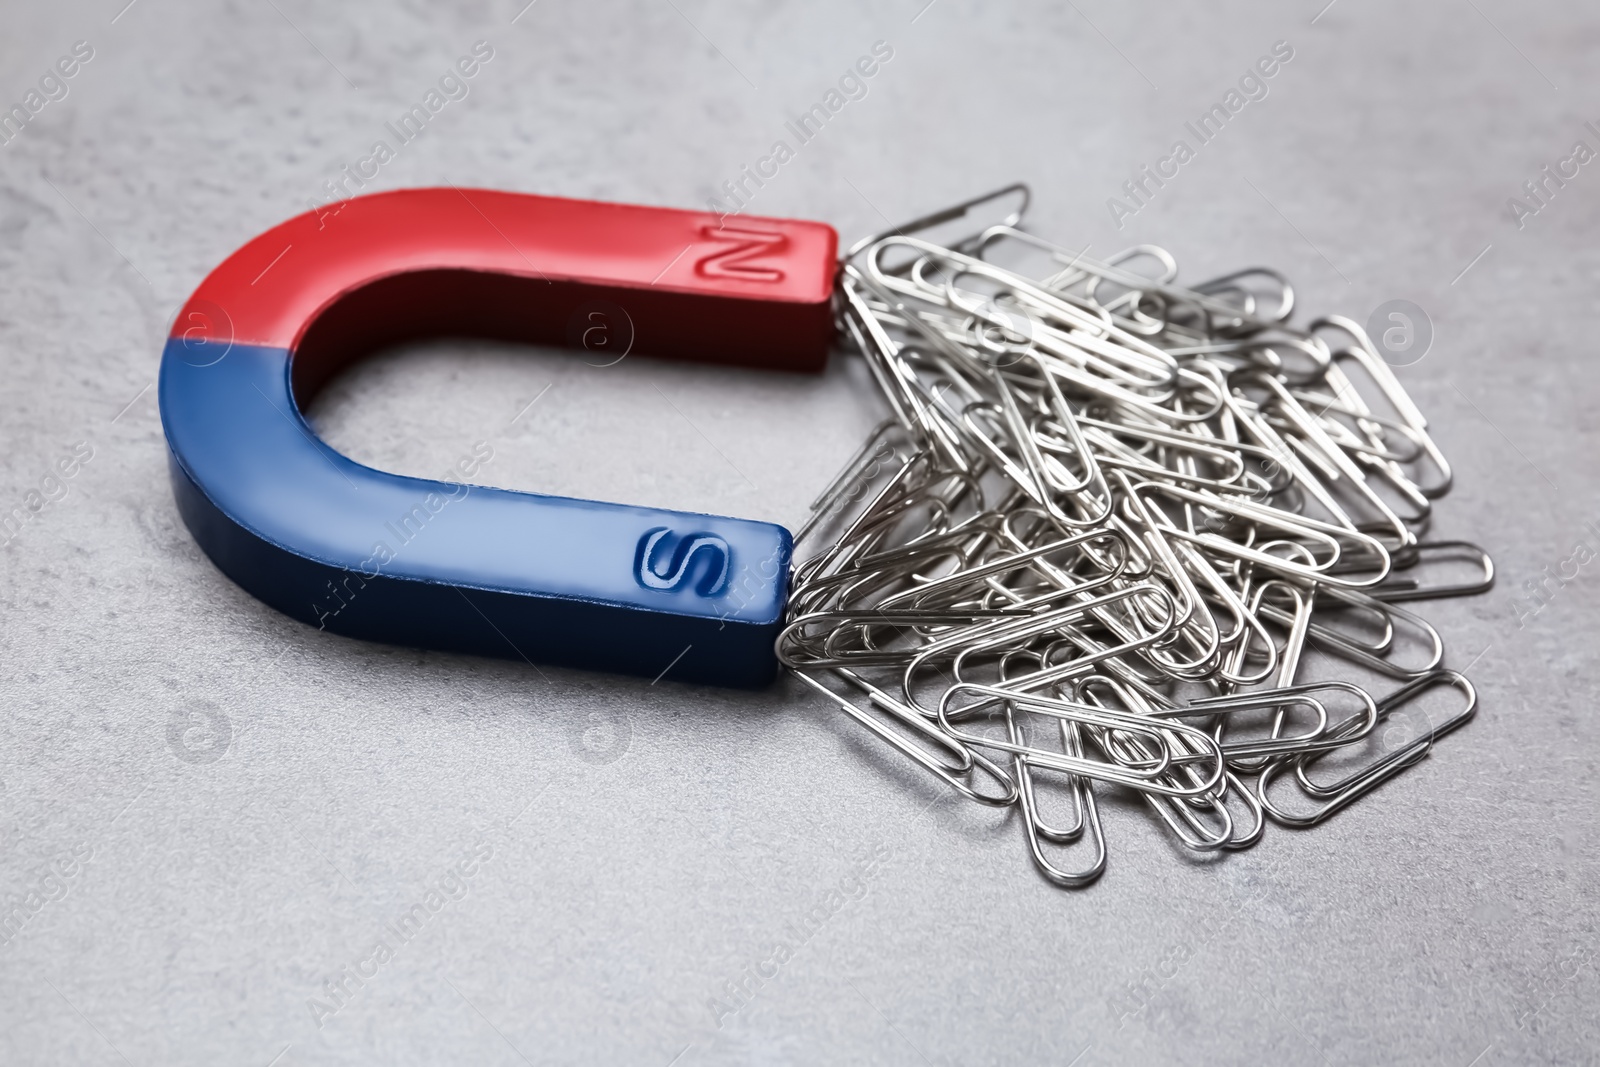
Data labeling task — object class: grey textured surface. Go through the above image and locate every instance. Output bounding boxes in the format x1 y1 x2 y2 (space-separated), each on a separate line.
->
2 1 1598 1064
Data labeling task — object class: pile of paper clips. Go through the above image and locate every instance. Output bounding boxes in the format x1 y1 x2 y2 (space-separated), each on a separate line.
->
782 185 1493 887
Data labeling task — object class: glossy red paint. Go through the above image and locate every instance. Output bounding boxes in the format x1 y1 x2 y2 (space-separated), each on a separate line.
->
170 187 839 400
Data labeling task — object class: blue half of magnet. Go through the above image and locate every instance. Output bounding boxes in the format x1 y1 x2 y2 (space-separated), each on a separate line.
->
160 338 792 687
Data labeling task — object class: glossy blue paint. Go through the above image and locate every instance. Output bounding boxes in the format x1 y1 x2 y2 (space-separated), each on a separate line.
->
159 339 792 687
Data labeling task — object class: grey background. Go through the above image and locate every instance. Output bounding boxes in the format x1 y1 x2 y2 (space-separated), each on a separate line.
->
1 0 1597 1064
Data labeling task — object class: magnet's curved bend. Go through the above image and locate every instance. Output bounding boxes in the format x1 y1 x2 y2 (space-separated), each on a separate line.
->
158 188 838 687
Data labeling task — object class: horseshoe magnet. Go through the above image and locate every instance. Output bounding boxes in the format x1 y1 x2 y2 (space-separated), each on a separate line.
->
159 188 838 687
